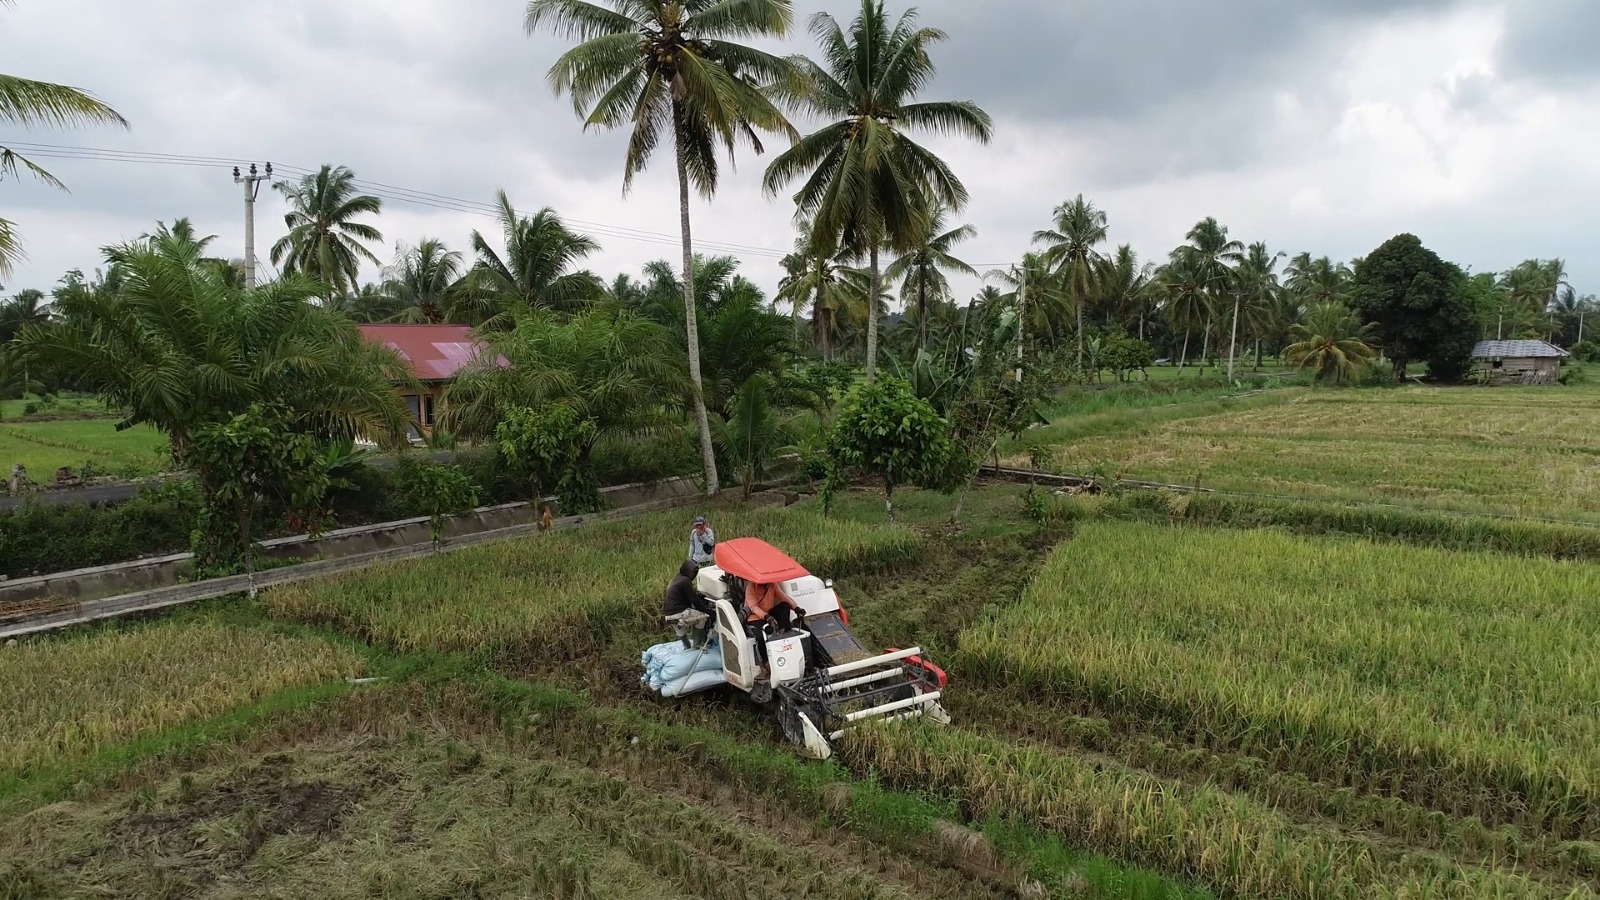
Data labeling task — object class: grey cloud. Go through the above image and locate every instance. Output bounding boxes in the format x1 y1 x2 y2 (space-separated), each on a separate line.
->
1496 0 1600 83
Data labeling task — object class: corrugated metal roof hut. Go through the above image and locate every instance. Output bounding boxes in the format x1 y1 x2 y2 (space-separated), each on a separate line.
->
1469 339 1570 385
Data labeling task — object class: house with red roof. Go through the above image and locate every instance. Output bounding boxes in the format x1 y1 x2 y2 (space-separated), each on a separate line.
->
356 324 490 439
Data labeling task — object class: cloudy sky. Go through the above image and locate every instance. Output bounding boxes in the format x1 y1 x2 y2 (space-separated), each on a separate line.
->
1 0 1596 305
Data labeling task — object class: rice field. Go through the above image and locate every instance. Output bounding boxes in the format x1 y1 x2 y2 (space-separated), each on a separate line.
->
0 418 170 479
1029 386 1600 522
961 520 1600 839
264 504 919 664
0 621 362 777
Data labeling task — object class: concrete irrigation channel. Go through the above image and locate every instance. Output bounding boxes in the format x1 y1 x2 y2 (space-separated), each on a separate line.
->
0 478 803 640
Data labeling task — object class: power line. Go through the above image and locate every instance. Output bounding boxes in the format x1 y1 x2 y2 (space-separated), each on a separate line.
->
0 140 793 259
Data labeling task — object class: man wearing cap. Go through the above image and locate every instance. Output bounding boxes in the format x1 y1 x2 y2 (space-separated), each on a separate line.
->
689 516 716 566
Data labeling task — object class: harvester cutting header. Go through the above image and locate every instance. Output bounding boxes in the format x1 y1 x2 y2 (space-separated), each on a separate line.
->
645 536 949 759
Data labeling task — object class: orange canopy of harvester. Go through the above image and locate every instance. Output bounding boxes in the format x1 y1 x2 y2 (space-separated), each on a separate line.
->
713 538 810 584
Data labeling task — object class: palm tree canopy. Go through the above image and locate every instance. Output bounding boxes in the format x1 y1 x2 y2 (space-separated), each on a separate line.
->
1181 217 1245 297
463 190 603 328
885 202 977 305
1284 300 1379 384
0 18 128 278
440 306 685 443
383 238 466 324
527 0 800 196
1034 194 1108 288
269 164 384 298
17 232 414 455
762 0 993 256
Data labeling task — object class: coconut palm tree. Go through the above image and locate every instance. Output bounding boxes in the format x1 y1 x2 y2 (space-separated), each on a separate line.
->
763 0 993 384
1033 194 1109 367
776 218 852 360
1178 218 1244 368
0 14 128 277
464 190 603 326
0 287 51 342
382 238 466 324
17 231 414 460
987 252 1065 378
1285 253 1353 305
885 202 977 354
1159 250 1209 368
1231 242 1284 378
269 165 384 299
527 0 800 496
1098 244 1156 340
1284 301 1379 384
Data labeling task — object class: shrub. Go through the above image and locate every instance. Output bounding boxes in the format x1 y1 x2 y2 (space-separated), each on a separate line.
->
0 481 201 578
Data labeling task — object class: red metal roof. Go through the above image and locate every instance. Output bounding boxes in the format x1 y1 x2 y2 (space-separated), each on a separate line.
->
714 538 810 583
356 324 490 382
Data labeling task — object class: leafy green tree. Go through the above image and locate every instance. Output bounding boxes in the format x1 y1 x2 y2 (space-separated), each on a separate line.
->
383 238 466 324
1284 302 1378 384
1101 335 1155 381
886 202 977 354
1348 233 1477 382
777 222 852 360
1157 250 1208 367
464 190 603 326
186 402 331 579
496 402 600 514
18 232 414 460
395 459 480 550
0 11 128 277
0 287 50 343
822 376 957 521
528 0 800 498
764 0 993 384
270 165 384 298
1100 244 1158 341
1034 194 1108 367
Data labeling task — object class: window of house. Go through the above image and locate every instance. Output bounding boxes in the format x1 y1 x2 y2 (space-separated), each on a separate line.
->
1491 360 1503 369
421 394 436 427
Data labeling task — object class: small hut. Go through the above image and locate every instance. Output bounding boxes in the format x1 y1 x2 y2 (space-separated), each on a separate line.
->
1469 339 1570 385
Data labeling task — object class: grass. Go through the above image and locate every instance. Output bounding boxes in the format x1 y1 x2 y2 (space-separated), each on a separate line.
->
1028 386 1600 522
264 503 920 665
0 418 169 479
962 520 1600 839
0 618 362 778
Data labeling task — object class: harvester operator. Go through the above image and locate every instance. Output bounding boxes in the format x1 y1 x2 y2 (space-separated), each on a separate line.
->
745 579 803 632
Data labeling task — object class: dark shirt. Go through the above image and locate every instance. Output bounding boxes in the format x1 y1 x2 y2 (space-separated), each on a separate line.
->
663 573 697 617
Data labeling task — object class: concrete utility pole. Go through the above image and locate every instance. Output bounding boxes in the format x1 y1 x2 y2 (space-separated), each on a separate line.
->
1015 265 1026 384
232 162 272 289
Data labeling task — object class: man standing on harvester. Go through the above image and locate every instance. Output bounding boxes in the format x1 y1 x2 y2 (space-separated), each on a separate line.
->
689 515 715 566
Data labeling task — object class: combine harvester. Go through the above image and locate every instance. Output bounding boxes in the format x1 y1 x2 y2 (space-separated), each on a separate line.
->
646 537 949 759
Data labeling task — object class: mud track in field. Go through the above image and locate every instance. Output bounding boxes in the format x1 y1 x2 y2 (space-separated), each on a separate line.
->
1 690 1033 900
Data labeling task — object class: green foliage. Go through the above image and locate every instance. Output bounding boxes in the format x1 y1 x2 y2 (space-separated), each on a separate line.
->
1347 234 1477 381
268 164 384 299
1284 302 1379 384
1571 340 1600 364
821 377 959 519
1099 335 1156 380
397 460 480 548
496 403 599 515
17 232 414 458
0 481 199 579
186 403 331 577
711 373 797 498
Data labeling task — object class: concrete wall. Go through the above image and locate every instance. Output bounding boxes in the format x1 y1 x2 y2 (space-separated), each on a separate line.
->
0 476 701 610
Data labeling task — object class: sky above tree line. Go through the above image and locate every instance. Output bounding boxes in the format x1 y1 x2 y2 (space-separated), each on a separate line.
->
1 0 1595 303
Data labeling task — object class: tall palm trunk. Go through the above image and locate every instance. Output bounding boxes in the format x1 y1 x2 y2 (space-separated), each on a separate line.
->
675 135 719 496
915 271 928 355
1075 282 1085 370
1179 330 1190 368
1227 296 1241 382
866 245 881 384
814 282 831 361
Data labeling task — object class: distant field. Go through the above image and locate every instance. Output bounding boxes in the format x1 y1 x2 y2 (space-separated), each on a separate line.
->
0 418 169 478
1027 386 1600 522
961 520 1600 839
